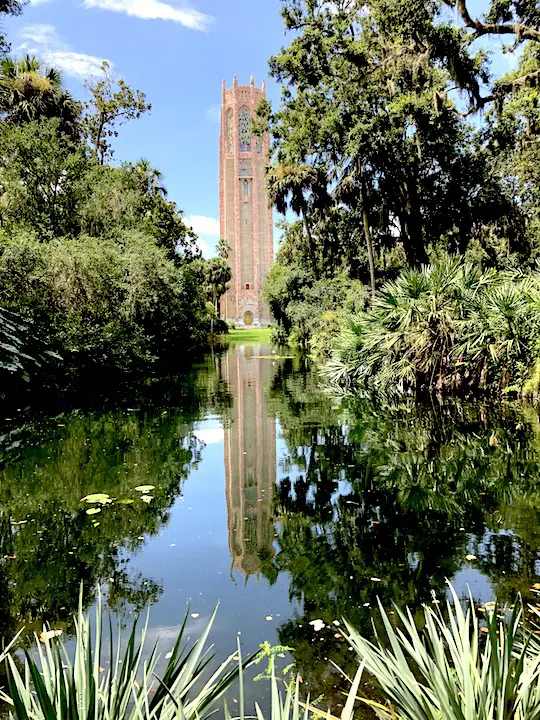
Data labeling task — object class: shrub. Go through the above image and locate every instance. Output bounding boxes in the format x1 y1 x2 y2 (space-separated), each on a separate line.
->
0 230 209 376
264 262 366 359
325 259 540 395
0 306 59 386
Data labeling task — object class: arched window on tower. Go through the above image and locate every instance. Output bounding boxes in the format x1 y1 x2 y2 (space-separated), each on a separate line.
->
238 107 251 152
226 109 233 154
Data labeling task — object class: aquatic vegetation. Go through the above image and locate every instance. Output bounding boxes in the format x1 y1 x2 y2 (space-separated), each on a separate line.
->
346 584 540 720
0 595 248 720
3 585 540 720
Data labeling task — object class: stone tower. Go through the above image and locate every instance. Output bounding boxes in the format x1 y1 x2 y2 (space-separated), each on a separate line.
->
219 76 273 327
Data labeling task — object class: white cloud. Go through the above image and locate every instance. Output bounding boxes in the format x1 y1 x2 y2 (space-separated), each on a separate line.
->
195 237 210 257
194 427 224 445
19 23 57 45
187 215 219 236
18 24 109 79
82 0 214 31
46 50 106 77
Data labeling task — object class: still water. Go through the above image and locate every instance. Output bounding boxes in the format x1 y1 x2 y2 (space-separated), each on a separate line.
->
1 341 540 702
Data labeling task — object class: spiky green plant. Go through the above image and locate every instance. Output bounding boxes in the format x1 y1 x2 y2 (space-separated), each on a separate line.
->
0 592 250 720
325 259 540 395
345 584 540 720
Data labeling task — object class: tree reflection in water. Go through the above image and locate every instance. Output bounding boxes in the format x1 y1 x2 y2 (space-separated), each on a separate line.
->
0 347 539 708
259 359 540 699
0 353 231 639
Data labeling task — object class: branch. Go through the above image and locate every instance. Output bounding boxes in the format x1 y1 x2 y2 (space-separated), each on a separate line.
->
453 0 540 43
455 68 540 115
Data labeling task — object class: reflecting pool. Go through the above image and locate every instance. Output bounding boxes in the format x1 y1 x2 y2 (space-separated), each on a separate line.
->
1 342 540 704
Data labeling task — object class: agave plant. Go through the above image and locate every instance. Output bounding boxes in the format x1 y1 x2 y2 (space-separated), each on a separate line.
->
0 592 250 720
345 584 540 720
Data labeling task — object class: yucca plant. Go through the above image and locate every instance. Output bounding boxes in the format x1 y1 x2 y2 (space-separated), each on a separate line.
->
0 591 251 720
344 584 540 720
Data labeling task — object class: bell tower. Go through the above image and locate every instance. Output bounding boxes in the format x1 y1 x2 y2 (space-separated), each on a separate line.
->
219 76 273 327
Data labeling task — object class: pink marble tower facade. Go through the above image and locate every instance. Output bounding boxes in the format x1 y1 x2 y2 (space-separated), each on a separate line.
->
219 76 273 327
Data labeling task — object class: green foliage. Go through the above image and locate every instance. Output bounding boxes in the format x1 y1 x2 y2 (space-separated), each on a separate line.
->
0 55 80 135
264 248 365 358
0 118 88 236
196 256 232 332
0 63 210 384
0 596 247 720
262 0 540 339
486 44 540 257
347 585 540 720
0 230 209 374
325 259 540 395
77 163 199 258
83 61 151 164
262 0 521 286
253 641 294 682
0 306 59 384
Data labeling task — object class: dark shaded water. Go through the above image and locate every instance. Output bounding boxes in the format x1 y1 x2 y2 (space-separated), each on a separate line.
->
1 342 540 704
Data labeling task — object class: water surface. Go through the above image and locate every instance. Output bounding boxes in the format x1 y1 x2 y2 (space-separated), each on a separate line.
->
1 342 540 704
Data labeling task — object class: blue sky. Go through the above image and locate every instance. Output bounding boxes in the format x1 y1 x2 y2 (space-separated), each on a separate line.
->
4 0 521 257
5 0 285 256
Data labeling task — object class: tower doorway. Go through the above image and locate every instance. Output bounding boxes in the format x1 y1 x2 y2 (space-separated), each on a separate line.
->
243 311 253 326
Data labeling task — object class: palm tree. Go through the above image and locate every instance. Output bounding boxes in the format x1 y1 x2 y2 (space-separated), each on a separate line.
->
0 55 64 123
133 158 168 197
266 162 323 279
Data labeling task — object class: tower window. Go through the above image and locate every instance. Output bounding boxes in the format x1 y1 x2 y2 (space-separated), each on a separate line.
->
245 283 250 290
239 108 252 152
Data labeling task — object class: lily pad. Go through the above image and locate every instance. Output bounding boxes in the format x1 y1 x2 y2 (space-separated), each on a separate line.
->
140 495 153 503
82 493 112 505
134 485 155 493
117 498 134 505
86 507 102 515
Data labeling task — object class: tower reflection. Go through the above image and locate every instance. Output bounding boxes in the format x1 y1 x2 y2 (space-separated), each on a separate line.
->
222 345 277 581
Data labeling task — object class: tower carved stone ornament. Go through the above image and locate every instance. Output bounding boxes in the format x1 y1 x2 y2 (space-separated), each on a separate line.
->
219 77 274 327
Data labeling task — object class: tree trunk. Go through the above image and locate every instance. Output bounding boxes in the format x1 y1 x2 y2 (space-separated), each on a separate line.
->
402 175 427 266
360 177 376 299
